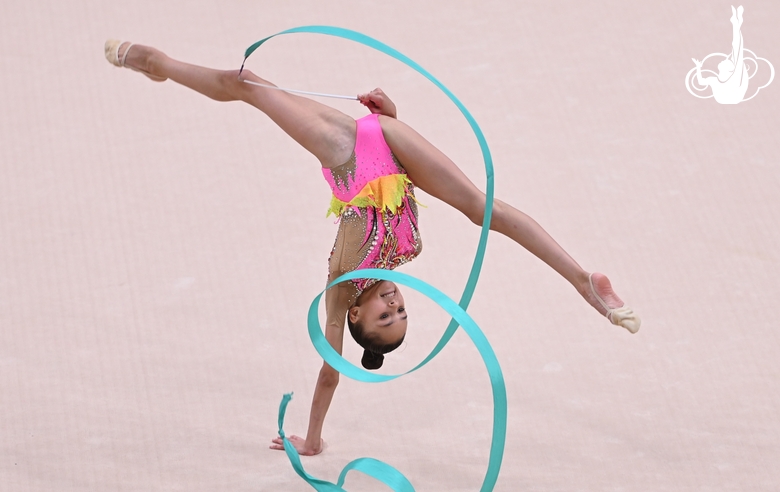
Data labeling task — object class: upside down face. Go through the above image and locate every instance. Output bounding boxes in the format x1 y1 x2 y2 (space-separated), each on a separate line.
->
349 281 408 345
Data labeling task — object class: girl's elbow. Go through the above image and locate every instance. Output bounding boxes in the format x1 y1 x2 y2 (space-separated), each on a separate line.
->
319 366 340 387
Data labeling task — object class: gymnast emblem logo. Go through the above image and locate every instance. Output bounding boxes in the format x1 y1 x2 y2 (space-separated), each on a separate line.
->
685 5 774 104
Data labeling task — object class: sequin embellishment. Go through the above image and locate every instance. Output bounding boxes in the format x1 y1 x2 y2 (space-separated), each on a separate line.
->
323 114 422 302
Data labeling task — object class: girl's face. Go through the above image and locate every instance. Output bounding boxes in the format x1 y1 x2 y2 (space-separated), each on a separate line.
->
350 281 408 344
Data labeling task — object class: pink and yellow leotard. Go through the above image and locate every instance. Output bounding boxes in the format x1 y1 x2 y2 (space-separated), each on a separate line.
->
324 114 422 304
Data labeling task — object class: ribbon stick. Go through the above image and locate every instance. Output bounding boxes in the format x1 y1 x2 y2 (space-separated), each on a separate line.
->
239 78 358 100
246 26 501 491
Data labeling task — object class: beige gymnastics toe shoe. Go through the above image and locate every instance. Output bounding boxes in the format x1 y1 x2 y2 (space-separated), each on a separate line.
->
104 39 166 81
589 273 641 334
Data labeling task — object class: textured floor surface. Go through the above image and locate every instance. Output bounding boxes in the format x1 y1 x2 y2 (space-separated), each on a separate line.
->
2 1 779 490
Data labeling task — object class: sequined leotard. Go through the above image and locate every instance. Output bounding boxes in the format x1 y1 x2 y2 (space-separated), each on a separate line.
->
324 114 422 305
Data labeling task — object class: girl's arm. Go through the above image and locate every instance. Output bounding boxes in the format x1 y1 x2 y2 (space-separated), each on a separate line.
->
269 284 351 456
301 284 350 454
270 216 363 455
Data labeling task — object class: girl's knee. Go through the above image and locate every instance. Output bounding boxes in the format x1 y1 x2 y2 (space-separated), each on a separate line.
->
220 69 255 101
467 198 505 228
463 196 488 226
222 68 243 86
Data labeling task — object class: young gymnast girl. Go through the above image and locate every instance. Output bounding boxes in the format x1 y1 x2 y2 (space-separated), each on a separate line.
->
104 39 640 456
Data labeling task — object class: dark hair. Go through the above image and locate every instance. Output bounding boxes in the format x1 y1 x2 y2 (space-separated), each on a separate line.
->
347 317 405 370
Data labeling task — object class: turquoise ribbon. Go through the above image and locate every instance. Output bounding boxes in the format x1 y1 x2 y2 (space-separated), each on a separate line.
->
246 26 502 491
277 393 416 492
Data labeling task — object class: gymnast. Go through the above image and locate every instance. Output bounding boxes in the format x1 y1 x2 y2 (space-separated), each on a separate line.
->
104 40 640 456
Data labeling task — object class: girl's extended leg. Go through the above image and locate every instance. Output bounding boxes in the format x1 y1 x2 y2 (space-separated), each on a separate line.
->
379 116 637 329
114 42 356 168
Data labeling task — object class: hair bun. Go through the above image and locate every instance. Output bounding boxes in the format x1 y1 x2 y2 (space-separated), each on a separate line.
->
361 349 384 370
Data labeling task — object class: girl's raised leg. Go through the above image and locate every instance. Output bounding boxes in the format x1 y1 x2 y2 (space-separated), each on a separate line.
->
379 116 639 332
110 42 355 168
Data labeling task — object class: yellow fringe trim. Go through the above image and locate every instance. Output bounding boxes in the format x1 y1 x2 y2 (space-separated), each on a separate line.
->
327 174 417 217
